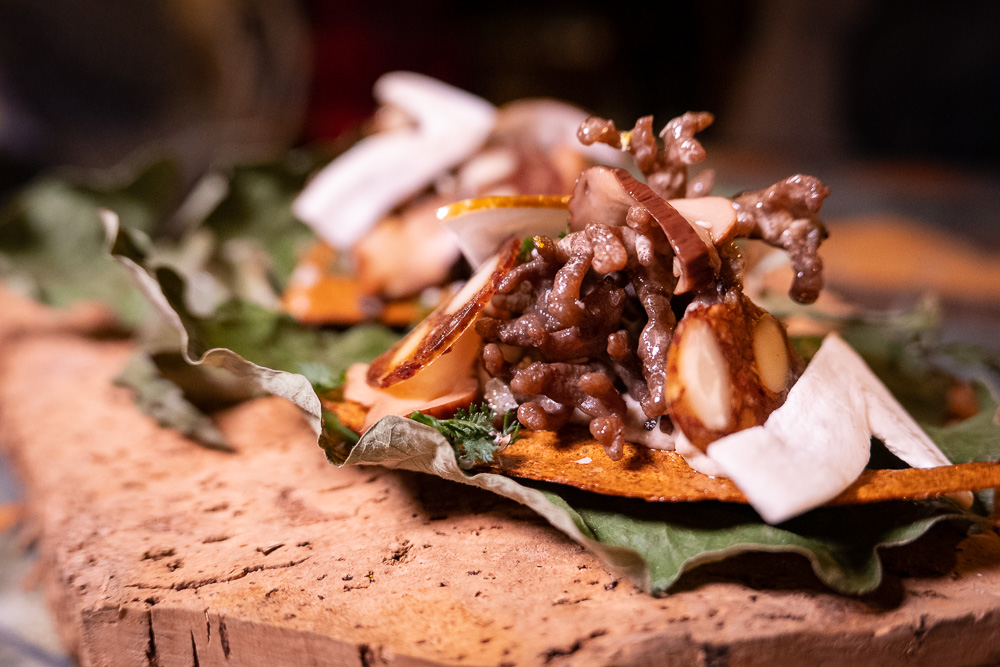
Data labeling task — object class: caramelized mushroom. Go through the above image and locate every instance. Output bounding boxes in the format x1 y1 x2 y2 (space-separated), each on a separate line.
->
367 238 520 388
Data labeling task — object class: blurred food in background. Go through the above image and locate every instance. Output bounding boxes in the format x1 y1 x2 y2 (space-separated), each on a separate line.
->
2 1 997 242
285 72 628 324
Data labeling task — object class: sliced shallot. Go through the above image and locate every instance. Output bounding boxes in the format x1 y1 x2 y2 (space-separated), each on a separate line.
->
438 195 571 268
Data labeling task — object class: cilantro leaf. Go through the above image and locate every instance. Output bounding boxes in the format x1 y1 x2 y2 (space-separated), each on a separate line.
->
411 405 520 469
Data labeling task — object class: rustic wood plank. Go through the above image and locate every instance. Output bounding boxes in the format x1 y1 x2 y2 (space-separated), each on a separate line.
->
2 287 1000 666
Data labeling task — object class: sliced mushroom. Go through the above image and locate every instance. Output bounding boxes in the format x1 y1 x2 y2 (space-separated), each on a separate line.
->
667 196 738 245
567 166 635 230
614 169 719 294
665 291 802 450
367 238 520 388
567 166 719 294
293 71 497 250
438 194 571 268
705 333 967 524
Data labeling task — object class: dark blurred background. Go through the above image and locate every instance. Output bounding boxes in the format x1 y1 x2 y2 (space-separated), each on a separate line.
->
1 0 998 241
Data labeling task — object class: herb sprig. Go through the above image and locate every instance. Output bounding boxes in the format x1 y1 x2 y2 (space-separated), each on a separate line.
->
411 404 520 469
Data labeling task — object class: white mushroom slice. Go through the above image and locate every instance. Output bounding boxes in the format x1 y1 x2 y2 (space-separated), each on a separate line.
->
566 166 634 232
438 195 570 267
703 333 962 524
493 98 628 167
455 148 519 196
366 239 520 388
667 196 738 245
567 167 720 292
344 331 480 431
293 72 497 249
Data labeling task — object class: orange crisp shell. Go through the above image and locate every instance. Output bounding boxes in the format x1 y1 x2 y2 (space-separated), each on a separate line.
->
281 243 424 327
325 400 1000 507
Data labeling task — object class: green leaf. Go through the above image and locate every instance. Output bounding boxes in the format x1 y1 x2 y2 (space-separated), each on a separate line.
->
114 352 233 452
108 218 399 446
517 236 536 263
319 409 361 465
538 489 981 595
201 158 319 287
0 173 162 326
0 152 328 327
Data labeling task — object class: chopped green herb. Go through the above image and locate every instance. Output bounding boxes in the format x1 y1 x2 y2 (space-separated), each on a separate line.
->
411 404 520 469
518 236 536 263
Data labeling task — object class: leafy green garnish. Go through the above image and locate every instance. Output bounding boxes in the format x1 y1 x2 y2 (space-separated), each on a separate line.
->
297 362 345 394
411 404 520 469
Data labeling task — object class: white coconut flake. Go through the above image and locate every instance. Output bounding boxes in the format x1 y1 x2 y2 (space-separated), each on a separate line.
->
293 72 496 249
675 433 726 477
574 457 593 465
703 333 961 524
623 392 677 451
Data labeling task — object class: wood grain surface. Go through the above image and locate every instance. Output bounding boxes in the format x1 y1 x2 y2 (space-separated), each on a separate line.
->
2 288 1000 666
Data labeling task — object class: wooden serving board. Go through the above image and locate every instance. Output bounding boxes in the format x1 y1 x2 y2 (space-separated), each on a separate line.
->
2 289 1000 666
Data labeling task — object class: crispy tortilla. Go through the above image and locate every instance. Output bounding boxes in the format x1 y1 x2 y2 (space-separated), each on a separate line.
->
325 399 1000 507
281 243 424 326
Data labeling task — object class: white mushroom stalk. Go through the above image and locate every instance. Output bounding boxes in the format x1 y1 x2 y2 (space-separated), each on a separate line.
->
293 72 497 249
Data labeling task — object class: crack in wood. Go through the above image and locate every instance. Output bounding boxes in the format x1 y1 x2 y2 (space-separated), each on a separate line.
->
701 642 731 667
913 613 930 649
219 618 231 659
540 629 607 663
145 610 159 667
359 643 374 667
127 557 311 592
551 596 591 606
191 630 200 667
